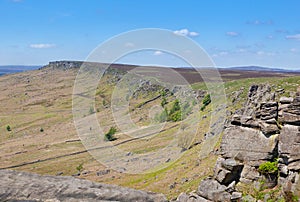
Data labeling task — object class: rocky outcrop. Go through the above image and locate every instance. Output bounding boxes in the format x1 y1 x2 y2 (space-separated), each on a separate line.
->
177 84 300 201
0 169 167 202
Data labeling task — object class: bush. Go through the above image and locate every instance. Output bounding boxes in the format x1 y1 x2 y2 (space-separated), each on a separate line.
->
104 127 117 141
161 97 167 107
258 161 278 174
169 110 182 122
201 94 211 111
76 163 84 172
40 128 44 132
168 99 182 122
6 125 11 131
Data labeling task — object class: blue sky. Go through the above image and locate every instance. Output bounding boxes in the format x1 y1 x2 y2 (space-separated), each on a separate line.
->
1 0 300 69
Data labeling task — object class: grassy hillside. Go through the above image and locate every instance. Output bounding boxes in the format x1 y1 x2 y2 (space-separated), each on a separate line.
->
0 65 299 199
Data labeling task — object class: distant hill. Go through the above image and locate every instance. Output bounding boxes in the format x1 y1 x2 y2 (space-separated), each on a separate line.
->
0 65 41 76
225 66 300 73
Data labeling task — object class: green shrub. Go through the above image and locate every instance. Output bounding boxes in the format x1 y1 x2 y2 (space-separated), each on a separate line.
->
6 125 11 131
169 110 182 122
104 126 117 141
258 161 278 174
76 163 84 172
40 128 44 132
201 94 211 111
161 97 167 107
168 99 182 122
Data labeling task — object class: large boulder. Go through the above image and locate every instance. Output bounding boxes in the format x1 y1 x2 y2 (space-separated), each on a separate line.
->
279 124 300 171
213 157 244 186
197 179 231 202
0 169 167 202
280 96 300 126
221 126 278 166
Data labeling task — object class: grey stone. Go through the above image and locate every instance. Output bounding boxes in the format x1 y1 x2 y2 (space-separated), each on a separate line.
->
231 192 242 200
0 169 167 202
240 165 260 184
280 97 294 104
279 125 300 171
259 121 280 135
221 126 278 166
197 179 231 202
240 116 259 128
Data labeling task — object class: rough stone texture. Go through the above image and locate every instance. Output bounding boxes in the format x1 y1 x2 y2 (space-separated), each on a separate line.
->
0 169 167 202
176 192 210 202
177 84 300 201
221 126 278 166
197 179 231 202
213 158 243 186
280 96 300 125
239 165 260 184
279 124 300 171
280 97 294 104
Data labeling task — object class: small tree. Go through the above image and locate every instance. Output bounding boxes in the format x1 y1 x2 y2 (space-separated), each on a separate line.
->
201 94 211 111
6 125 11 131
104 127 117 141
161 97 167 107
76 163 84 172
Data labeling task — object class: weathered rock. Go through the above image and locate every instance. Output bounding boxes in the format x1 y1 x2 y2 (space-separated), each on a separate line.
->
221 126 278 166
279 125 300 171
230 192 242 201
281 96 300 125
240 116 259 128
258 102 278 120
176 192 211 202
214 158 243 186
259 121 280 136
197 179 231 202
280 97 294 104
0 169 167 202
239 165 260 183
231 114 241 125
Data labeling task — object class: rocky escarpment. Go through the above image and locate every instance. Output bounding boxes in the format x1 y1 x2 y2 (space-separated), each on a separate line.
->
176 85 300 201
0 169 167 202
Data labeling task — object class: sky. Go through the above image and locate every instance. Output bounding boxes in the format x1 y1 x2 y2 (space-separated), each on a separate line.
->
1 0 300 69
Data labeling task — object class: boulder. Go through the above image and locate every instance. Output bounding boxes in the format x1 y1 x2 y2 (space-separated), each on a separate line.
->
280 97 294 104
214 158 243 186
259 121 280 136
0 169 167 202
281 96 300 125
197 179 231 202
239 165 260 183
221 126 278 166
279 125 300 171
240 116 259 128
231 192 242 201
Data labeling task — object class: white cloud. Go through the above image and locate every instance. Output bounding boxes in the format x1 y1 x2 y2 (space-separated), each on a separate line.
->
153 50 163 56
246 20 273 25
219 51 229 56
125 42 135 47
189 31 199 36
286 34 300 41
29 44 56 49
226 32 239 37
173 29 199 37
256 51 265 55
290 48 298 53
